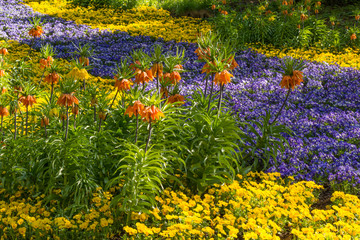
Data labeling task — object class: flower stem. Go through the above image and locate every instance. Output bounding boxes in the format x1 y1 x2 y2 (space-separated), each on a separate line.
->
65 105 69 141
145 119 152 153
270 88 291 125
204 74 209 98
14 112 17 140
217 84 224 117
74 114 76 130
93 105 96 122
44 125 47 138
25 105 29 135
98 118 102 132
104 90 119 121
135 113 139 143
207 74 214 112
1 116 3 142
50 82 54 102
39 70 45 87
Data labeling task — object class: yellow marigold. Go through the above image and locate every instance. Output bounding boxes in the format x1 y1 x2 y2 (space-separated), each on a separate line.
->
67 67 90 80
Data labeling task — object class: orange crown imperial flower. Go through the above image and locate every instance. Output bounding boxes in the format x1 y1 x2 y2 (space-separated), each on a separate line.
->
141 105 164 122
214 70 233 86
356 15 360 21
0 48 8 56
170 71 181 85
29 26 43 38
79 56 90 66
57 93 79 107
167 94 185 105
280 70 303 90
125 100 145 118
151 63 163 78
351 33 357 41
0 106 9 117
0 70 5 77
135 70 154 84
44 72 60 84
19 95 37 108
114 78 133 91
41 116 49 127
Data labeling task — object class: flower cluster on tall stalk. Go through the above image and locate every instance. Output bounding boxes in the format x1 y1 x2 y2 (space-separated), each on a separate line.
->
27 16 43 55
38 43 55 86
112 58 135 110
195 31 238 114
70 43 94 90
57 78 79 141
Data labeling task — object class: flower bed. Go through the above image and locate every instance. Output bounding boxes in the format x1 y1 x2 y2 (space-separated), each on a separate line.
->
0 0 359 186
1 172 360 239
23 0 211 43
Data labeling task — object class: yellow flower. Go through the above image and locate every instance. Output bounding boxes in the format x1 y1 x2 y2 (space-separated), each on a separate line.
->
18 227 26 237
123 226 138 235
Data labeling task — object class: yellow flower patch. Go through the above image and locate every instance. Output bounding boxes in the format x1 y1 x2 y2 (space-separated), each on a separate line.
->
23 0 212 43
249 43 360 69
123 172 360 239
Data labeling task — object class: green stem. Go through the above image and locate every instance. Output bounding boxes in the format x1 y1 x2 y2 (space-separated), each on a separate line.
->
217 84 224 117
39 70 45 87
135 113 139 143
14 112 17 140
104 90 119 121
270 88 291 125
204 74 209 98
65 105 69 141
74 114 76 130
145 119 152 153
44 125 47 138
50 82 54 102
93 105 96 122
98 118 102 132
25 105 29 135
1 116 3 142
207 74 214 112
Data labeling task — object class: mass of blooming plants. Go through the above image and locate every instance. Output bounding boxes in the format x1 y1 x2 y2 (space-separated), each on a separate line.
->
0 0 359 239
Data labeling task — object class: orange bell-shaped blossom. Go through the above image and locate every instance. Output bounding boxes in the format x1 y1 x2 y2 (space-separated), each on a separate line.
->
141 105 164 122
227 58 239 71
41 116 49 127
125 100 145 118
170 71 181 85
29 26 43 38
130 60 141 73
44 72 60 84
194 47 211 61
0 48 8 56
151 63 163 78
19 95 37 108
57 93 79 107
114 78 133 91
135 70 154 85
351 33 357 41
280 70 303 90
167 94 185 105
79 56 90 66
0 106 9 117
0 70 4 77
214 70 233 86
